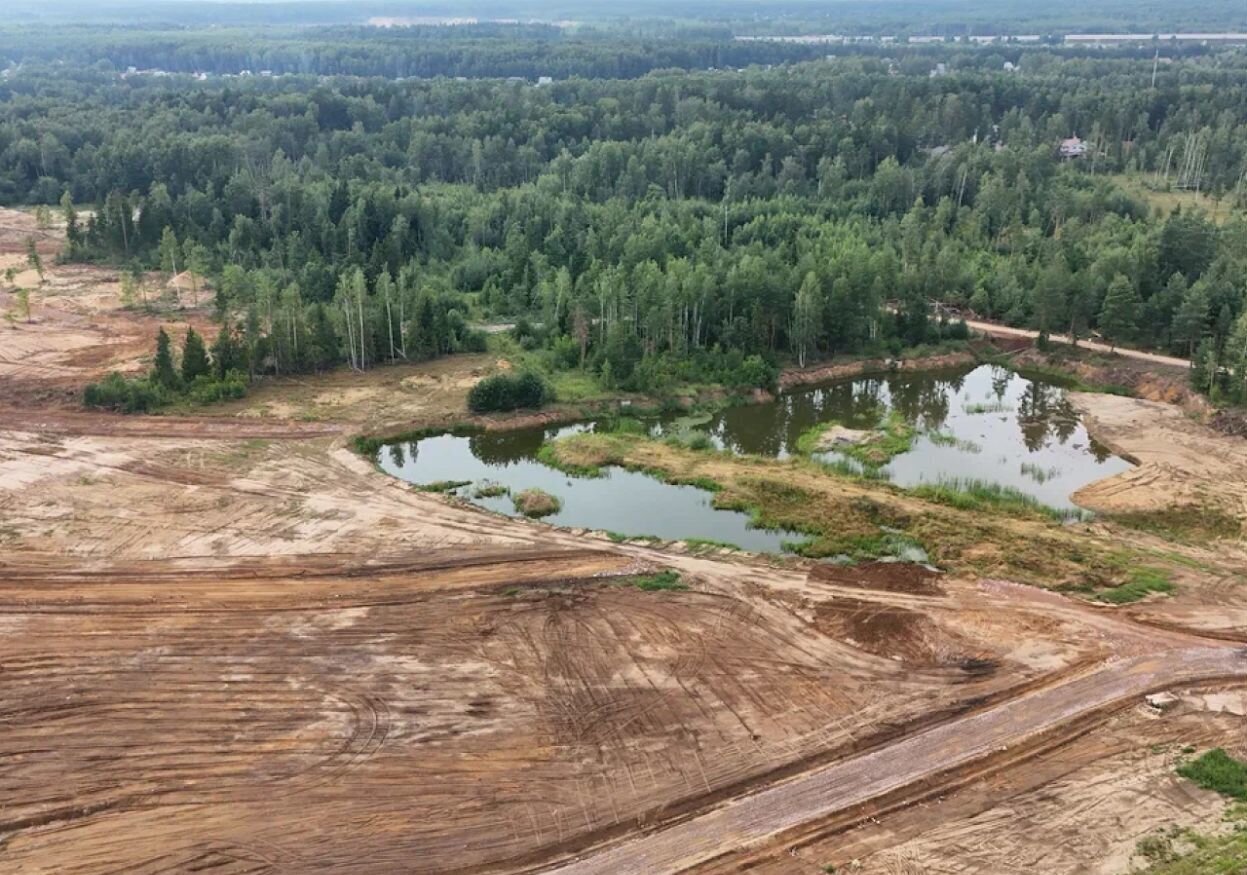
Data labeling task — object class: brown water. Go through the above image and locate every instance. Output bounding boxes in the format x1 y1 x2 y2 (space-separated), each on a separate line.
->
377 364 1131 551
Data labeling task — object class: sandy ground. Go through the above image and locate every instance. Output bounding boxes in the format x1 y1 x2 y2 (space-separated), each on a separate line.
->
2 213 1247 874
964 318 1191 369
701 688 1247 875
1072 392 1247 522
0 226 211 410
0 420 1140 872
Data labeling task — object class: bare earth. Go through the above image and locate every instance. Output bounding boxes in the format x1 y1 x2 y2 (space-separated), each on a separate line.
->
2 215 1247 875
1071 391 1247 521
963 318 1191 369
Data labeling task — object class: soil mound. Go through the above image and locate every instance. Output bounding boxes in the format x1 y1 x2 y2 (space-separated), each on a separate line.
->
814 596 991 669
809 561 944 596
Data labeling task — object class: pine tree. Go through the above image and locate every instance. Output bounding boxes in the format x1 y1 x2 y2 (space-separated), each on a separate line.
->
210 322 242 379
152 328 179 390
181 327 210 384
1098 275 1140 351
1172 283 1210 358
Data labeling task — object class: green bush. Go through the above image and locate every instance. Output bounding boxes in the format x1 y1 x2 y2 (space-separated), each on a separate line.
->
467 371 552 413
83 372 167 413
186 369 248 404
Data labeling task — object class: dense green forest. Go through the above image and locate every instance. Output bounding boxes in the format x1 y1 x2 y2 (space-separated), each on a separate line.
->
7 0 1246 35
5 33 1247 405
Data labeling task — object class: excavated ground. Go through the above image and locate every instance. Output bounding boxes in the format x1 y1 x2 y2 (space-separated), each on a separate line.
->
2 212 1247 875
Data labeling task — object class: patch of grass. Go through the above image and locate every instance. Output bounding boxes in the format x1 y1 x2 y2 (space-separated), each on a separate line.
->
849 411 915 467
623 570 688 592
1133 804 1247 874
1111 506 1242 544
1109 172 1237 225
536 440 606 477
926 430 982 453
546 369 612 403
683 537 741 551
1095 566 1176 604
512 488 562 518
910 476 1088 522
1136 833 1180 866
1137 830 1247 873
416 479 472 493
1177 749 1247 800
472 481 509 498
605 531 661 543
815 456 891 481
796 410 915 470
681 431 716 451
671 474 723 492
599 416 649 435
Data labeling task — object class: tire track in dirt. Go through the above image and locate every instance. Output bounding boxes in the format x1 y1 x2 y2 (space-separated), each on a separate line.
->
538 647 1247 875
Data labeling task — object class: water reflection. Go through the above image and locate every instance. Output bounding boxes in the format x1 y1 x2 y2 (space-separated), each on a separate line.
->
377 365 1132 545
665 365 1127 511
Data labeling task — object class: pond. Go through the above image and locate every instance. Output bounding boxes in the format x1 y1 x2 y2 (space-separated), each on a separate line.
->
377 425 802 552
376 364 1131 551
691 364 1131 512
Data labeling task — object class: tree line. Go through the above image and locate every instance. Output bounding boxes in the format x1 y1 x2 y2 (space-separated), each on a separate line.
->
5 48 1242 405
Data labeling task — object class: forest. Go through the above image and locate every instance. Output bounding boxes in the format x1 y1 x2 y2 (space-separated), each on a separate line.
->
3 32 1247 407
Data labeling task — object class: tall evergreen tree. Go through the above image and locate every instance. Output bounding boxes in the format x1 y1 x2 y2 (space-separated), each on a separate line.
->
152 327 179 390
181 327 210 384
1098 275 1140 351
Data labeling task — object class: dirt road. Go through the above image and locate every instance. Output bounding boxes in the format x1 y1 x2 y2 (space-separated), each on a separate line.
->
543 645 1247 874
4 222 1247 874
964 318 1190 369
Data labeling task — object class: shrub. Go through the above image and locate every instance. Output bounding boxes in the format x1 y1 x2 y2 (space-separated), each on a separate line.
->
186 369 248 404
512 487 562 518
83 372 167 413
467 371 552 413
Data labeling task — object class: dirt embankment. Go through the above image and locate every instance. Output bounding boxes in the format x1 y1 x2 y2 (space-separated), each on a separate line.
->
779 350 976 390
1009 346 1206 411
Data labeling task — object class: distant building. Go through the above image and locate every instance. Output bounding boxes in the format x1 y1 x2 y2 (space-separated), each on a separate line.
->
929 62 948 78
537 76 553 86
1059 136 1088 159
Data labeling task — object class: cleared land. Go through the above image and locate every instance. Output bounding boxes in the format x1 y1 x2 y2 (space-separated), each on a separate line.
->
3 214 1247 874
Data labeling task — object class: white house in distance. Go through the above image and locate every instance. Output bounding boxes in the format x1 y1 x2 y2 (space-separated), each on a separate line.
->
1059 136 1088 159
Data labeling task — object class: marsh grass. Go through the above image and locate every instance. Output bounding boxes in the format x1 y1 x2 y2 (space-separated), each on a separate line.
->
910 476 1090 522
